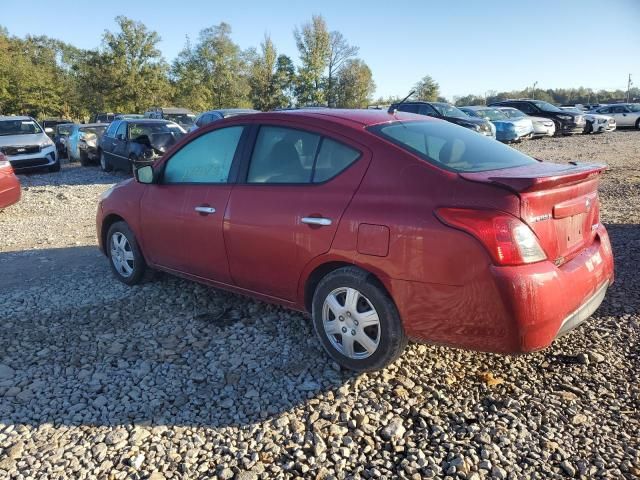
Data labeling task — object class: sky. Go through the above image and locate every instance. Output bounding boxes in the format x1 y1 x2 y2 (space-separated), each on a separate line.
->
2 0 639 100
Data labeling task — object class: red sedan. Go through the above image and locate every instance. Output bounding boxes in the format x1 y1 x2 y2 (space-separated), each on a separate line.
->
96 109 614 371
0 153 21 210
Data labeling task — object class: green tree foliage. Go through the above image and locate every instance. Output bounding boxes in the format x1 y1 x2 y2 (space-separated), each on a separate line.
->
99 16 170 113
172 23 251 111
248 36 294 111
334 59 376 108
414 75 440 101
294 15 330 106
326 31 358 107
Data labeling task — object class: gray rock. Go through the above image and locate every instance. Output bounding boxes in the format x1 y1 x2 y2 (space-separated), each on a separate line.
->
380 417 406 441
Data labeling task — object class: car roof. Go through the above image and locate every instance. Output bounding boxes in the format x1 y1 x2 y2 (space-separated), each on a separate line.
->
0 115 34 121
255 108 431 128
460 105 490 110
120 119 178 124
79 123 109 128
155 107 193 114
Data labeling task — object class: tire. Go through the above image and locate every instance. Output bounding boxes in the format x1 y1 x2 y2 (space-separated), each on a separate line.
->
553 121 563 136
49 159 61 173
100 151 112 172
106 221 149 285
585 120 593 134
311 267 407 371
635 118 640 130
79 151 90 166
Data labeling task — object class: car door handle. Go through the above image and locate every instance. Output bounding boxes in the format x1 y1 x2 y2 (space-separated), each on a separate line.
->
301 217 332 226
194 206 216 214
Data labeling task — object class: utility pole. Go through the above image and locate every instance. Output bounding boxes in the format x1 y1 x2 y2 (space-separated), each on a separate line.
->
532 81 538 100
627 74 632 103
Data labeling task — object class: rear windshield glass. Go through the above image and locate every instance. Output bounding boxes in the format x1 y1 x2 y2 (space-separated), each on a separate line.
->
369 120 537 173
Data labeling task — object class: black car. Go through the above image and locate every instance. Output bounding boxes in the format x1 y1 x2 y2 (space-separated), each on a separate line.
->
99 119 186 173
488 99 585 135
389 101 495 137
91 112 117 123
41 118 73 138
53 123 74 158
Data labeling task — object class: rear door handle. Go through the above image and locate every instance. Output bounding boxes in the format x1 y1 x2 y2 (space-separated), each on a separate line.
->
195 206 216 215
301 217 332 226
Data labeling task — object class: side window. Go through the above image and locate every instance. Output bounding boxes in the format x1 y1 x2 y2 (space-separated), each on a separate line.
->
115 122 127 140
612 106 628 113
247 127 320 184
313 138 360 183
419 104 439 116
195 114 204 127
517 103 536 114
105 121 119 137
163 126 244 184
398 104 420 114
597 107 611 114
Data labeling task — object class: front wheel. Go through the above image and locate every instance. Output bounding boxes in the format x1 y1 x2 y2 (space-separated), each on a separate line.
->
100 151 112 172
311 267 407 371
106 221 149 285
636 118 640 130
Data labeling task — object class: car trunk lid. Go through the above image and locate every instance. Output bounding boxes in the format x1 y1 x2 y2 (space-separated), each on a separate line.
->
460 162 606 264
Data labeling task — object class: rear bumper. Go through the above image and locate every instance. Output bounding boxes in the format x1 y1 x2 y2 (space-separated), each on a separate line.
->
392 225 614 354
0 172 21 209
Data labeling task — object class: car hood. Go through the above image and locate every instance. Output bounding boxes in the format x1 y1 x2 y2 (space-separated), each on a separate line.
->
0 133 48 147
445 115 485 127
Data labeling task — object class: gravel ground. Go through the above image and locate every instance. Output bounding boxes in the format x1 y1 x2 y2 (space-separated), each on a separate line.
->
0 131 638 479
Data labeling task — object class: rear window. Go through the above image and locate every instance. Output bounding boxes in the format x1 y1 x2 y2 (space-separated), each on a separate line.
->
369 120 536 173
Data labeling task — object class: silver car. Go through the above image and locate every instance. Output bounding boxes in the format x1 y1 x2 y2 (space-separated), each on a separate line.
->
495 107 556 137
589 104 640 129
0 116 59 173
560 106 616 133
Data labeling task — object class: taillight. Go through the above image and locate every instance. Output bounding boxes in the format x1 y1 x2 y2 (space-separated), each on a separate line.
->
436 208 547 266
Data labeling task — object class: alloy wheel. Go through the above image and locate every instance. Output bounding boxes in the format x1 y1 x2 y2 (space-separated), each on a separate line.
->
322 287 381 359
110 232 135 278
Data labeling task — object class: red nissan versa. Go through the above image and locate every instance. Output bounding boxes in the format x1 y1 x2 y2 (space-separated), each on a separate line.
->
0 153 21 210
96 109 614 371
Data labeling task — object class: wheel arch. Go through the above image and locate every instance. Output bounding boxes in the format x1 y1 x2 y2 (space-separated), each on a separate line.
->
100 213 125 255
302 260 394 313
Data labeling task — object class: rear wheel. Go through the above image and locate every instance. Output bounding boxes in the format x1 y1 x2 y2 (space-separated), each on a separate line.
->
100 151 112 172
635 118 640 130
79 151 90 166
106 221 149 285
311 267 407 371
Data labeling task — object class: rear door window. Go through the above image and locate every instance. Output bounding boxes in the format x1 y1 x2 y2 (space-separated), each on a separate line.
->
313 138 360 183
369 120 536 173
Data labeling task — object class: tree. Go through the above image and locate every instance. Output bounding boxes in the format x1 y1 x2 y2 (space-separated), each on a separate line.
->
326 31 358 107
172 23 251 111
294 15 330 105
98 16 170 113
453 94 485 106
248 35 293 111
334 59 375 108
413 75 440 102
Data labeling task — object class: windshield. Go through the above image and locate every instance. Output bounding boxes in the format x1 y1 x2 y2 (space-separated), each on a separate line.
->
474 109 508 121
165 114 195 126
532 100 562 113
0 119 43 136
368 120 536 173
501 108 525 119
432 103 469 119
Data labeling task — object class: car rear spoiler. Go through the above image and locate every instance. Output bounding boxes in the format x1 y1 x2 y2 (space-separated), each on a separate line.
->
459 162 607 193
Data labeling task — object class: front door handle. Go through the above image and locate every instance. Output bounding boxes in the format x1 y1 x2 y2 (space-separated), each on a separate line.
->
301 217 332 226
195 206 216 215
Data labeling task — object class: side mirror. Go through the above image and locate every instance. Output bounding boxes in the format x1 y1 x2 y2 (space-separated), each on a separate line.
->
44 127 53 134
134 165 155 184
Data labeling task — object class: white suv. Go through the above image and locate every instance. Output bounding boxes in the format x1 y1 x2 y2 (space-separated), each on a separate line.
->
0 116 59 173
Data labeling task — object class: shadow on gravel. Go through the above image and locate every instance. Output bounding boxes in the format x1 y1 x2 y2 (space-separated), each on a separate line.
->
16 162 129 188
0 246 353 429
